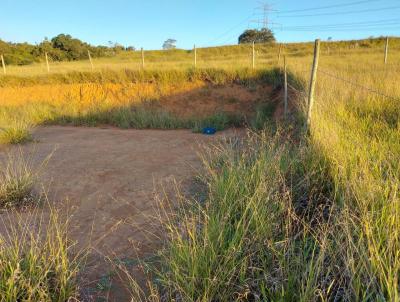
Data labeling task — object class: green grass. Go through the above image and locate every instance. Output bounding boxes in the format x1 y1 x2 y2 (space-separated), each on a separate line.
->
126 129 337 301
50 104 242 131
0 209 80 301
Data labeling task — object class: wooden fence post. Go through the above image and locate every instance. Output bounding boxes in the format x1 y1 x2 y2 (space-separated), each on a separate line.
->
384 37 389 64
88 50 94 70
194 44 197 68
252 41 255 69
306 39 321 130
45 52 50 73
278 43 282 67
1 54 6 75
141 48 145 69
284 56 288 119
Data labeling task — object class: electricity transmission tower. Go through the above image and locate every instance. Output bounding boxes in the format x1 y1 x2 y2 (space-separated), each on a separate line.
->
251 2 277 29
252 2 274 29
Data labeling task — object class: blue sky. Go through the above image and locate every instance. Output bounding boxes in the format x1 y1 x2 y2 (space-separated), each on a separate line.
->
1 0 399 49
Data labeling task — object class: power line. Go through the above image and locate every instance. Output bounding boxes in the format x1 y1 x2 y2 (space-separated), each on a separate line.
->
277 18 400 30
273 0 379 14
274 5 400 18
207 14 254 45
276 26 400 32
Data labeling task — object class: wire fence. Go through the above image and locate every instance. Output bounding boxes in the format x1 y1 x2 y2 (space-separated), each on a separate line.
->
286 66 400 107
318 69 400 102
279 39 400 129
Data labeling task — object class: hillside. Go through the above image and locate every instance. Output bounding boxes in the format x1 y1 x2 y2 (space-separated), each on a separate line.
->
1 35 399 74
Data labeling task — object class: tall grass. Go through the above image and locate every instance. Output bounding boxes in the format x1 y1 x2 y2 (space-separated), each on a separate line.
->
0 209 81 301
302 58 400 300
123 42 400 301
124 130 339 301
0 151 37 209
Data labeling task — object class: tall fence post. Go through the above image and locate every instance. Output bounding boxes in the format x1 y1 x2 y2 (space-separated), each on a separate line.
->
194 44 197 68
88 50 94 70
384 37 389 64
306 39 321 130
141 48 145 69
1 54 6 75
45 52 50 73
284 56 288 119
252 41 255 69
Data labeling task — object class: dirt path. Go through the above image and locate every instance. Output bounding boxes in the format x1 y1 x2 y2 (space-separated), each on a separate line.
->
0 126 240 301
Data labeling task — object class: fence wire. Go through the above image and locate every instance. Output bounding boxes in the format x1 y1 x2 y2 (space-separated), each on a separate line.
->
318 68 400 102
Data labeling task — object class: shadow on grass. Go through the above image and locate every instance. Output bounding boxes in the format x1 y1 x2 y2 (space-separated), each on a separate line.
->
1 68 291 133
45 105 244 133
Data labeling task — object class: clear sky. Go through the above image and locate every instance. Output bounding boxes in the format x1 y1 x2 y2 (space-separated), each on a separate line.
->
1 0 399 49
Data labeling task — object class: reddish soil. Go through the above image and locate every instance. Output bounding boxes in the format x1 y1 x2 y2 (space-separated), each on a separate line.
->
0 126 242 301
159 83 274 118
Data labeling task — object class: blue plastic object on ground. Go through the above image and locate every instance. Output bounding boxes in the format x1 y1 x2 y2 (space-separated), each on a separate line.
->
202 127 217 135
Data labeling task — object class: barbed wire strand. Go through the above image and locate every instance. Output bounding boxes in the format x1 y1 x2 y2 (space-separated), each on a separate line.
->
318 69 400 102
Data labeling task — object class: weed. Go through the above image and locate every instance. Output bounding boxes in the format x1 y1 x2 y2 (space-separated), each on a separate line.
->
0 208 81 301
0 121 32 145
0 150 51 209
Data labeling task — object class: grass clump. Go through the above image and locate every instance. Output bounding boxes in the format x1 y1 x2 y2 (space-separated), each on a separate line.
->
0 209 80 301
0 151 49 209
0 121 32 145
191 111 242 133
251 102 277 130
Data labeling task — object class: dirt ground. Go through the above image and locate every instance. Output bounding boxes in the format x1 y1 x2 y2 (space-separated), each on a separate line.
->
0 126 241 301
159 83 274 118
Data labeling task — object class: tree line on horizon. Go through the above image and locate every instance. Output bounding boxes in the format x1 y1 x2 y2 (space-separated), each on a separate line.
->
0 29 277 66
0 34 136 65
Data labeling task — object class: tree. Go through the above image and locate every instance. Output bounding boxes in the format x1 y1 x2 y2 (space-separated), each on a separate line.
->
238 28 275 44
51 34 88 60
163 39 177 50
0 34 126 65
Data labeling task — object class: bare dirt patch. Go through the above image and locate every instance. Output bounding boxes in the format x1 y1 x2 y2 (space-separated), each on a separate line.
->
0 126 241 301
159 83 273 118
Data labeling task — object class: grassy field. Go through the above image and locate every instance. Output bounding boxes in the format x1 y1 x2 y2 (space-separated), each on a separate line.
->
141 42 400 301
2 37 399 76
1 37 400 301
